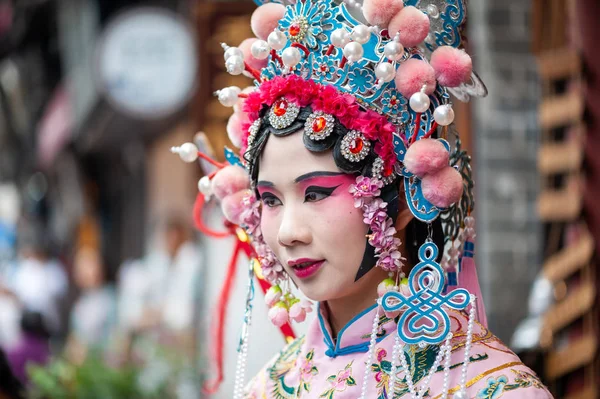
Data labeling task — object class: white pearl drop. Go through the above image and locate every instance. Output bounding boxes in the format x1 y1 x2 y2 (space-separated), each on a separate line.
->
351 24 371 44
223 46 243 61
225 56 245 75
250 39 270 60
434 104 455 126
217 86 241 107
198 176 212 196
331 28 351 48
177 142 199 163
281 47 302 67
427 4 440 18
384 40 404 61
267 29 287 50
409 91 431 112
343 41 364 63
375 62 396 83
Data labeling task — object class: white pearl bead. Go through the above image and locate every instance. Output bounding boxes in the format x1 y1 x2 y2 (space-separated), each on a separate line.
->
198 176 212 196
225 55 245 75
384 40 404 61
223 46 243 61
409 91 431 112
351 24 371 44
217 86 241 107
343 41 364 63
281 47 302 67
331 28 351 48
427 4 440 18
177 142 199 163
375 62 396 83
250 39 270 60
454 389 467 399
434 104 455 126
267 29 287 50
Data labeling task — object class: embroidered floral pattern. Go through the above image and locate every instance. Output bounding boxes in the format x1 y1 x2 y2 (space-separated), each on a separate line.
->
319 362 356 399
370 349 393 399
297 350 319 397
476 375 508 399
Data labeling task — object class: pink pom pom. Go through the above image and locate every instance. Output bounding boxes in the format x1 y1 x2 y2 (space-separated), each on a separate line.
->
377 278 395 297
430 46 473 87
239 38 268 71
363 0 404 27
395 58 436 98
388 6 430 48
268 303 289 327
221 189 251 225
211 165 250 200
421 166 464 208
226 113 244 148
251 3 285 40
403 139 449 177
234 86 257 114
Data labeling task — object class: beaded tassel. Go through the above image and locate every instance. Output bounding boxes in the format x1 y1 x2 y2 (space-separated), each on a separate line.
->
232 260 256 399
359 302 382 399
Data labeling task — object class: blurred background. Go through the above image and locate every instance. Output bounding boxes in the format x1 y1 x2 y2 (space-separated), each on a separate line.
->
0 0 598 398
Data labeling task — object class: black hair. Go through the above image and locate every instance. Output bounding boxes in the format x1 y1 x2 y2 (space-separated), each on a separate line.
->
0 349 24 399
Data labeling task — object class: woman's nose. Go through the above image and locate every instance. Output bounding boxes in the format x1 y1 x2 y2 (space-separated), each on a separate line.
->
277 205 312 247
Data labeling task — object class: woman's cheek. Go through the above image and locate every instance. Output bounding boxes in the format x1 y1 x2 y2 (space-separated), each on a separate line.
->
260 209 280 252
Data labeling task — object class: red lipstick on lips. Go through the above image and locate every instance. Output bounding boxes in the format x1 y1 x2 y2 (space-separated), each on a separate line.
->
287 258 325 279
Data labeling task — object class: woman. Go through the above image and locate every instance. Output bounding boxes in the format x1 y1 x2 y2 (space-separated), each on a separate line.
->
174 0 554 397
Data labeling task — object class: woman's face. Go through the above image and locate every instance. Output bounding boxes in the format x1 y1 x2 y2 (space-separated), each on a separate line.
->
257 132 371 302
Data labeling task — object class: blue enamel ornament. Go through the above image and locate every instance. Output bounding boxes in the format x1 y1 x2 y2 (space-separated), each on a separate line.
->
224 147 244 168
382 241 470 345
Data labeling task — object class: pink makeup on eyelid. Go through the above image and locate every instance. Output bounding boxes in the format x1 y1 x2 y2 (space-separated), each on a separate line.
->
298 175 356 193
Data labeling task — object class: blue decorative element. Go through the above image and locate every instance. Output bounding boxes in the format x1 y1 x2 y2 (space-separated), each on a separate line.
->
252 0 284 5
393 134 452 222
382 242 470 345
381 89 409 122
279 0 341 49
347 63 376 95
404 0 467 52
312 54 338 81
224 147 244 168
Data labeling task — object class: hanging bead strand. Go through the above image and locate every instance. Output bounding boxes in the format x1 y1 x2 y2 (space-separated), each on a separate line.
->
359 302 381 399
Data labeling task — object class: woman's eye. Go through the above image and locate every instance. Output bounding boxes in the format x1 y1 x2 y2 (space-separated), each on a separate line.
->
304 185 341 203
261 193 282 208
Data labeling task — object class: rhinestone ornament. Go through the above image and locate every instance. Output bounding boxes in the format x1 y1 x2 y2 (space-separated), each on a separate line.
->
268 98 301 129
247 119 262 149
341 130 371 162
288 16 309 43
304 111 335 141
371 157 397 185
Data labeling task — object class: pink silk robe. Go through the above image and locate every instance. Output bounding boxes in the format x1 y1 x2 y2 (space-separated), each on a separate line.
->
244 304 553 398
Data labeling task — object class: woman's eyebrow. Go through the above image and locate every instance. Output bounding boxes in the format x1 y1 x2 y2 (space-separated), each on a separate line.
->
294 171 344 183
256 180 275 188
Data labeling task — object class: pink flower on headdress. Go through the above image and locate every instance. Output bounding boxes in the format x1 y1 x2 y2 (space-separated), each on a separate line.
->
350 176 384 207
377 248 405 272
239 193 261 235
362 200 388 225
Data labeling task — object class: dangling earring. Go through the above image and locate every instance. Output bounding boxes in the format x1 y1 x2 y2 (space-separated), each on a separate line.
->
265 277 313 327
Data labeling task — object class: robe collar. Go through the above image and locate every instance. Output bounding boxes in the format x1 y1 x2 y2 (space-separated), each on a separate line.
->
311 302 396 358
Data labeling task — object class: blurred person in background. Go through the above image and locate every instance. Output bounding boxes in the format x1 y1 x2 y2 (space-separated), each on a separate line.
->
5 311 50 387
65 246 117 363
120 216 202 351
0 223 68 343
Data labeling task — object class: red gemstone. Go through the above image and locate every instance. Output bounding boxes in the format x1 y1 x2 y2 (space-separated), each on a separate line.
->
312 116 327 133
349 138 364 154
289 24 301 37
389 97 397 106
273 99 288 116
320 64 327 72
383 164 394 177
